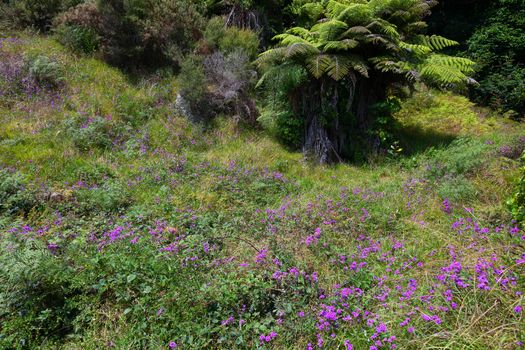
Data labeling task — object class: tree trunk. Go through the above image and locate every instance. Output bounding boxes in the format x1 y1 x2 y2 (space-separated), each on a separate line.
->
301 80 342 164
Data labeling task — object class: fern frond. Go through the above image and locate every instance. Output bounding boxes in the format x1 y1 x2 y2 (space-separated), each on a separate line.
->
287 27 315 40
274 33 311 46
419 54 474 84
322 39 359 51
342 26 372 36
367 19 400 40
331 3 372 24
399 41 432 55
419 35 459 51
256 47 287 66
284 42 320 59
300 2 325 21
325 55 352 81
311 19 348 41
307 54 332 78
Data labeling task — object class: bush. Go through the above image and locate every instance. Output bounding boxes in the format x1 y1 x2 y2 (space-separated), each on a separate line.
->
93 0 204 67
508 152 525 224
0 239 81 348
73 179 131 213
53 0 103 31
178 50 259 123
257 64 307 148
177 55 209 121
467 1 525 118
26 54 64 87
0 169 37 216
64 114 130 152
0 49 63 100
202 17 260 60
0 0 80 31
55 24 100 54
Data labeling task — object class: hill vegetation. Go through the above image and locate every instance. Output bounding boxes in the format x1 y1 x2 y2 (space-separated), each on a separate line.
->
0 1 524 349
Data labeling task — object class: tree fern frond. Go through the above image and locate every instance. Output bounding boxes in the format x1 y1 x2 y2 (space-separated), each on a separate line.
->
331 3 372 24
426 54 475 73
343 25 372 36
312 19 349 41
325 55 352 81
274 33 311 46
406 21 427 32
307 54 332 78
256 47 287 66
323 39 359 51
300 2 325 21
399 41 432 55
419 35 459 51
348 55 370 78
369 55 413 74
287 27 315 40
284 42 321 59
367 19 400 40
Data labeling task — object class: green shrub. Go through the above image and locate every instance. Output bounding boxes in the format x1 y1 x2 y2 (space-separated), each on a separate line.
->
0 0 80 31
203 17 260 60
467 1 525 118
0 169 37 216
508 152 525 224
115 93 153 127
0 240 78 348
257 64 307 149
258 109 304 149
26 54 64 88
437 175 477 202
95 0 205 67
55 24 100 54
73 179 131 213
64 114 131 152
177 55 210 121
424 138 488 180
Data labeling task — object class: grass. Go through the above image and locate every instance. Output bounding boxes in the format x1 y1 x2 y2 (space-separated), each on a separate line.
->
0 33 524 350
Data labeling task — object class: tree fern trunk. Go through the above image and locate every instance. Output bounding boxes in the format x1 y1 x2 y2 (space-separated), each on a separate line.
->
301 80 342 164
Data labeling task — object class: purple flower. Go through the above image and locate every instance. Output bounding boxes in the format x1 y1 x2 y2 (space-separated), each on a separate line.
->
442 198 452 214
259 331 278 344
221 316 234 326
344 340 353 350
514 305 522 314
255 248 268 264
376 323 387 333
168 341 177 349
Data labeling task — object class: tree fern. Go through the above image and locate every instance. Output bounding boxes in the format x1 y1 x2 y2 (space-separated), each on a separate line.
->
258 0 476 162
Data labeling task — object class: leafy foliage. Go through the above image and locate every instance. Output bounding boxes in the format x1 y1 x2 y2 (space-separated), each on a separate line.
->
509 152 525 224
0 0 76 31
429 0 525 118
1 34 525 350
468 3 525 117
54 24 100 54
0 169 37 216
257 0 475 162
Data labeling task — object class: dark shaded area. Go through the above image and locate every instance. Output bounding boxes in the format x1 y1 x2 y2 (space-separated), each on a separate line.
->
428 0 525 118
394 122 456 156
428 0 490 50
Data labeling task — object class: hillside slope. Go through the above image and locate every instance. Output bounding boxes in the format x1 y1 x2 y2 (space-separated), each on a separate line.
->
1 34 524 350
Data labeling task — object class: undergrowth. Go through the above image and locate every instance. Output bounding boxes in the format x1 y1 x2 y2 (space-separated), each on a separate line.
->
0 34 524 350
